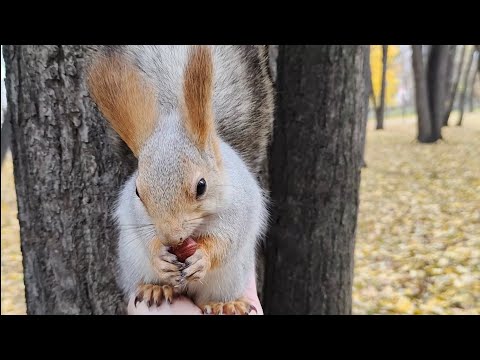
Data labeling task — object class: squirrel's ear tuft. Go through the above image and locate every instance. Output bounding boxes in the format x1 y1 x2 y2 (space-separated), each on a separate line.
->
182 45 215 150
87 55 157 157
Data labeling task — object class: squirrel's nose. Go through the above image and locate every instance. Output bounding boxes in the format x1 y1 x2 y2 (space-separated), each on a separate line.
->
161 229 186 247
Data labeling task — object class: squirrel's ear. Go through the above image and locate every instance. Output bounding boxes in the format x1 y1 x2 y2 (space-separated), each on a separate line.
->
182 45 216 150
87 55 157 157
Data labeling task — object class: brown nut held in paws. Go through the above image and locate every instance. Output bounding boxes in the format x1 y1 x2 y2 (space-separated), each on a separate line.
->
170 237 198 262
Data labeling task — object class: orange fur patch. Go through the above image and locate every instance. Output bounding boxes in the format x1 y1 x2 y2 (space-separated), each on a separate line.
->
149 237 163 257
182 46 215 150
197 234 226 269
87 55 157 156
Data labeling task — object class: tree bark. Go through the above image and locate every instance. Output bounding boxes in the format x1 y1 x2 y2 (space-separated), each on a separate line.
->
412 45 433 143
375 45 388 130
457 46 476 126
3 45 135 314
426 45 448 140
263 45 369 314
443 45 466 126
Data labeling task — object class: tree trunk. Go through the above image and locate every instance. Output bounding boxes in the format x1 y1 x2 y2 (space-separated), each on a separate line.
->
376 45 388 130
443 45 466 126
426 45 448 140
3 45 135 314
369 69 377 114
466 50 479 112
457 47 476 126
263 45 369 314
1 108 11 166
444 45 455 102
412 45 433 143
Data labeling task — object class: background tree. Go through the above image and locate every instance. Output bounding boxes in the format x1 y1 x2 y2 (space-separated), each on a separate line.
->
457 46 476 126
264 45 369 314
411 45 449 143
426 45 449 140
412 45 433 142
3 45 133 314
376 45 388 129
443 45 466 126
444 46 455 99
370 45 400 129
466 48 479 113
1 108 11 165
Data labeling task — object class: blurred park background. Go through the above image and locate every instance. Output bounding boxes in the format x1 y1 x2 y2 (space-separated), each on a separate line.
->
1 45 479 314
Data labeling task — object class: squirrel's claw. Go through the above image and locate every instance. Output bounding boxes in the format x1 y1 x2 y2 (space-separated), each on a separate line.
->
134 284 175 308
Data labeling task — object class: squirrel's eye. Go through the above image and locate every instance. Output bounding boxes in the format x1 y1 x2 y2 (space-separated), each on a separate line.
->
135 187 140 198
196 178 207 198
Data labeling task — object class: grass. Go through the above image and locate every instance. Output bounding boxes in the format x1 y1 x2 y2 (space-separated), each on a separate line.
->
1 111 479 314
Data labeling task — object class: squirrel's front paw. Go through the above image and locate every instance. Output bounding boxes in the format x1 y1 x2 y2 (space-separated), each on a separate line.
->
134 284 174 308
152 246 184 287
181 247 209 283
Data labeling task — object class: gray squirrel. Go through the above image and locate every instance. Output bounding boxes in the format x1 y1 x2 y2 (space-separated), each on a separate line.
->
87 45 274 314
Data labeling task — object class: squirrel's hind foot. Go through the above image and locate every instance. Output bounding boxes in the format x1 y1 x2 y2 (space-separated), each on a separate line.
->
202 299 256 315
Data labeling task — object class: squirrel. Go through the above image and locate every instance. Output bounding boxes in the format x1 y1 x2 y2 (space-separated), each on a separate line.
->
87 45 274 314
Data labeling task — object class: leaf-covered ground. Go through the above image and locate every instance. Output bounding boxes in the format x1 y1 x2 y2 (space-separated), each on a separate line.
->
1 112 479 314
1 153 26 315
354 112 480 314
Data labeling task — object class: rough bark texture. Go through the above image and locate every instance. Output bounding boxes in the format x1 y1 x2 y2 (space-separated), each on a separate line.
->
457 47 476 126
263 45 369 315
3 45 135 314
426 45 448 140
412 45 433 143
375 45 388 130
443 45 466 126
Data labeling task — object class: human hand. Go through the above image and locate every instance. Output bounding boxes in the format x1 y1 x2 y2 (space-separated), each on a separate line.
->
127 272 263 315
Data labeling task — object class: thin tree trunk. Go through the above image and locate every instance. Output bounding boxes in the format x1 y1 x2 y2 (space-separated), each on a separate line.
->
443 45 466 126
457 47 476 126
264 45 369 314
466 50 479 112
369 70 377 112
412 45 433 143
376 45 388 130
445 45 455 101
1 108 11 166
427 45 449 140
3 45 135 314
